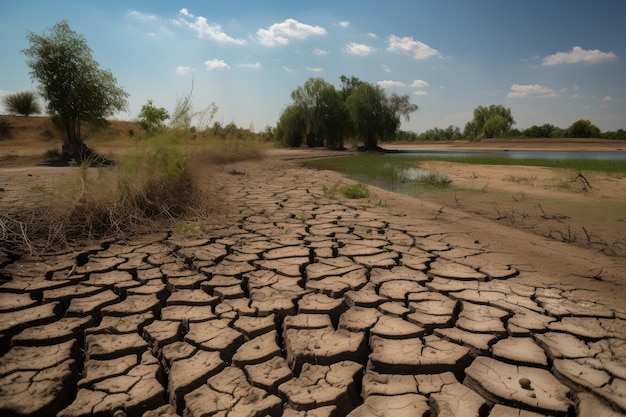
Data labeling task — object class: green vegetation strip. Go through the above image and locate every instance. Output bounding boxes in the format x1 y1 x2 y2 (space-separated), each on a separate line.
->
306 155 626 175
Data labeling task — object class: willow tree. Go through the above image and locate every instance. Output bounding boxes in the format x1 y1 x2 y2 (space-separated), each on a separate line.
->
464 104 515 139
23 20 128 163
346 82 417 149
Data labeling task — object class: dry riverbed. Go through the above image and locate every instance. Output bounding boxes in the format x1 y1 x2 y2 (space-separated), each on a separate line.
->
0 143 625 416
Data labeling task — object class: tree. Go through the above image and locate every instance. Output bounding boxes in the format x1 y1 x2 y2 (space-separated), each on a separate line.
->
523 123 557 138
346 82 417 148
23 20 129 162
464 104 515 139
276 104 306 147
2 91 41 116
277 75 417 149
567 119 600 138
138 100 169 136
289 77 346 148
345 82 389 148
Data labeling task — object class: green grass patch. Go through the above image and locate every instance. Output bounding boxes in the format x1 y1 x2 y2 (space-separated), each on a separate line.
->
415 172 452 187
30 184 46 192
323 183 370 199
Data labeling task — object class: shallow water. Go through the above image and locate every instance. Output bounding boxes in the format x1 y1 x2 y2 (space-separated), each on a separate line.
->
391 149 626 160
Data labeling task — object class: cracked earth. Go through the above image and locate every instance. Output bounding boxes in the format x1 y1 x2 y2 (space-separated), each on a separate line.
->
1 153 625 417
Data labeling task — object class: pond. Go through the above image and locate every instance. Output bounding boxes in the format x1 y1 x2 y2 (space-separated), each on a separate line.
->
305 151 626 198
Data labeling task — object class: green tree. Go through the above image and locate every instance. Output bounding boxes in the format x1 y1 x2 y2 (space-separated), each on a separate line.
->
346 82 417 148
523 124 554 138
567 119 601 138
464 104 515 139
138 100 169 136
289 78 343 147
278 75 417 149
276 104 306 147
2 91 41 116
483 116 509 138
345 82 389 148
23 21 128 162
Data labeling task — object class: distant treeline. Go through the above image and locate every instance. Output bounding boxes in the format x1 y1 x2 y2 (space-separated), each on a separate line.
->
396 120 626 142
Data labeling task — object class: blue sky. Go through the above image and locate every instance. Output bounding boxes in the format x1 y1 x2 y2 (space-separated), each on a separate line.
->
1 0 624 133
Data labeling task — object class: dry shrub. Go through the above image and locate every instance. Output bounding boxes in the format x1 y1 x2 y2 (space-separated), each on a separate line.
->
1 134 206 254
0 132 266 254
188 138 264 164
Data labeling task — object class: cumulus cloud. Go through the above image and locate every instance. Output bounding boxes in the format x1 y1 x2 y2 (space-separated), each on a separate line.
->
127 10 157 21
305 66 324 72
507 84 558 98
377 80 406 88
344 42 376 56
256 18 327 47
205 59 231 71
175 65 192 75
542 46 617 65
601 95 614 103
387 35 440 60
313 48 329 56
174 9 246 45
338 21 350 28
411 80 430 88
382 64 391 73
238 62 261 70
413 90 430 96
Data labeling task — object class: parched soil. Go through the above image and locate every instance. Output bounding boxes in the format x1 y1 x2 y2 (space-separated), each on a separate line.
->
414 160 626 256
1 139 626 416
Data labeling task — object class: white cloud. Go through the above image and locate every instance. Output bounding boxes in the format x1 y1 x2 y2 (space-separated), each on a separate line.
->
179 8 193 18
507 84 559 98
282 66 294 73
175 65 192 75
305 66 324 73
542 46 617 66
127 10 157 21
256 18 326 47
601 95 614 102
205 59 231 71
411 79 430 88
387 35 440 60
413 90 430 96
382 65 391 73
377 80 406 88
175 9 246 45
313 48 329 56
344 42 376 56
238 62 261 70
367 32 378 39
338 21 350 28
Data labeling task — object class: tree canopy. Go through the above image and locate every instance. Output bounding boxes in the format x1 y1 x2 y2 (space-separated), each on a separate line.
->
464 104 515 139
23 20 128 162
138 100 169 136
567 119 601 138
276 76 418 149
